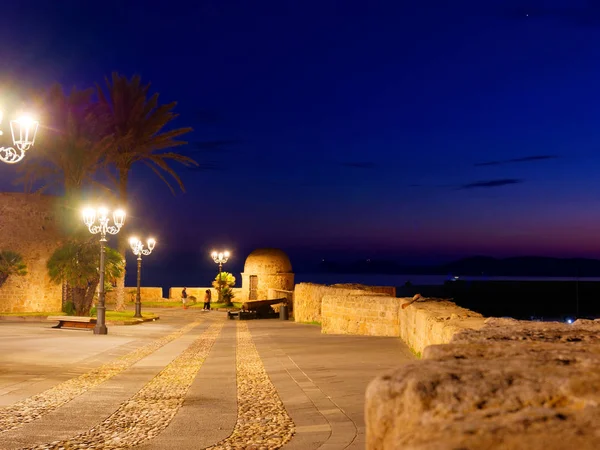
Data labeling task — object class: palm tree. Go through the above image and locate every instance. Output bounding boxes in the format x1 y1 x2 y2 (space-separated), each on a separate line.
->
47 236 124 316
18 84 112 204
96 72 195 310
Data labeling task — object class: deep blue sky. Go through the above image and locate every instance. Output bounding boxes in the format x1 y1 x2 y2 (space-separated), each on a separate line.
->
2 0 600 279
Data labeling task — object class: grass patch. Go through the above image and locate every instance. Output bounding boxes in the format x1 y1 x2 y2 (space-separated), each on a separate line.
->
0 311 62 316
138 301 193 308
0 311 157 322
100 311 158 322
210 302 243 309
303 321 321 326
409 347 422 359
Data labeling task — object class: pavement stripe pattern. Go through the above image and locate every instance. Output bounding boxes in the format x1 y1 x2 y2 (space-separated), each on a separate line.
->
206 321 295 450
0 321 201 434
24 321 224 450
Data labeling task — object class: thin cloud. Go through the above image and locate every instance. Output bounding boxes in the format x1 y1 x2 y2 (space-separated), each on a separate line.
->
457 179 523 190
475 155 557 167
339 161 377 169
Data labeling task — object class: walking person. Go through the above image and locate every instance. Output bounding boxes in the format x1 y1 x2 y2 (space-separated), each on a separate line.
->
181 287 188 309
203 289 212 311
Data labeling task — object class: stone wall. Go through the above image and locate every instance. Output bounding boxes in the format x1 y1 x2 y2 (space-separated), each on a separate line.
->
168 287 243 302
293 283 396 324
106 287 165 304
320 293 485 354
398 298 486 355
322 294 400 336
366 318 600 449
0 193 63 312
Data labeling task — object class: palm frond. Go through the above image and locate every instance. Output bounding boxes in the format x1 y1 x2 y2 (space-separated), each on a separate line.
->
97 72 195 198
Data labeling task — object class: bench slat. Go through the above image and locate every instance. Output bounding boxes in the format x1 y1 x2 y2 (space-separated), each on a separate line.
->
48 316 95 323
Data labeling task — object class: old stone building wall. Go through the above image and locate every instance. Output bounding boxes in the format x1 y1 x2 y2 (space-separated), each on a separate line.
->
0 193 63 312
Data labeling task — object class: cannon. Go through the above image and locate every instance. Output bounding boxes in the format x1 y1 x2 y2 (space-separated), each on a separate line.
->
228 298 287 320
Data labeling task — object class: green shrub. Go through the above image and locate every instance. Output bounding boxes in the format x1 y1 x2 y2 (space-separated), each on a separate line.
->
64 301 76 316
47 238 124 316
0 250 27 287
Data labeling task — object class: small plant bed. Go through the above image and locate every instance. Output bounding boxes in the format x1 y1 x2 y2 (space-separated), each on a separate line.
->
138 301 204 308
210 302 243 310
0 311 63 321
0 311 63 316
100 311 159 325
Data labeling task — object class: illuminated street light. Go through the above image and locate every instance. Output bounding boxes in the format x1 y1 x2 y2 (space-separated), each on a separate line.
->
0 113 39 164
211 250 230 302
83 207 126 335
129 237 156 319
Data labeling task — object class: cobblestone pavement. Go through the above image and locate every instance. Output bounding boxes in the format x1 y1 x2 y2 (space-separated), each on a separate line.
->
0 321 200 434
206 322 294 450
25 322 223 450
0 309 415 449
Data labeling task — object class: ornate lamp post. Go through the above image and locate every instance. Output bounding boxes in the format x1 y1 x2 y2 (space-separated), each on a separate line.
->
211 250 230 302
0 114 39 164
129 237 156 319
83 207 126 335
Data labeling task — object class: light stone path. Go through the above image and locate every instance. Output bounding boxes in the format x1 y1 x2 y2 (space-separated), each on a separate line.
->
25 321 224 450
0 321 200 434
137 319 238 450
0 309 415 449
205 322 295 450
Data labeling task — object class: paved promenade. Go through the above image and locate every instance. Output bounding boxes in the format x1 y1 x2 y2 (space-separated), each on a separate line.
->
0 309 414 449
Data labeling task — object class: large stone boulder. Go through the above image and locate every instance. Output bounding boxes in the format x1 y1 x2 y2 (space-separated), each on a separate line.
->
366 318 600 449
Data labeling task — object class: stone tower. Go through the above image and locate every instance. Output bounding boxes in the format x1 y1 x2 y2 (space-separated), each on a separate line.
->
241 248 294 301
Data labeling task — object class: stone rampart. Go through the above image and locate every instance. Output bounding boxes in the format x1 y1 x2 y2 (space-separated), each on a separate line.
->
322 294 400 336
0 193 63 312
398 298 486 355
105 287 165 304
293 283 396 323
366 318 600 449
321 294 485 354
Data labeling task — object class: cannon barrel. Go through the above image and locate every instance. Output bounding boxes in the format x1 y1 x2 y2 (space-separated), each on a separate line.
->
242 298 287 311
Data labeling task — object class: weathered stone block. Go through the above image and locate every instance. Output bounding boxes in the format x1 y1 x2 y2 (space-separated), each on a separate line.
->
366 319 600 449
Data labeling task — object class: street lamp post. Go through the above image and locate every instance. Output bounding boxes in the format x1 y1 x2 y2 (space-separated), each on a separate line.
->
0 114 39 164
83 207 126 335
211 251 230 302
129 237 156 319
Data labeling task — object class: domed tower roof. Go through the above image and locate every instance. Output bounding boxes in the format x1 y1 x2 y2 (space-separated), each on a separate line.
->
243 248 293 274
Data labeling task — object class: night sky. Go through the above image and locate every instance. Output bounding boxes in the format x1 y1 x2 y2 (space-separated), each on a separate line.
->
2 0 600 283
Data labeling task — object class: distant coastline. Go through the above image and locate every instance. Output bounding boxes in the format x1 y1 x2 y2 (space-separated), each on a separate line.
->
317 256 600 278
131 255 600 293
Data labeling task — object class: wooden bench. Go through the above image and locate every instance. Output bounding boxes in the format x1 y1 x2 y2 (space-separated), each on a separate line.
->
47 316 97 330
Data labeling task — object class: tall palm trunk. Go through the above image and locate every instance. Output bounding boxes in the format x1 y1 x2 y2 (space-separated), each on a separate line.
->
113 171 129 311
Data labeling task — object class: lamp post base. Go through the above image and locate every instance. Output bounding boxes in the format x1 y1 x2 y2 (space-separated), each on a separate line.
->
93 324 108 335
133 302 142 319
